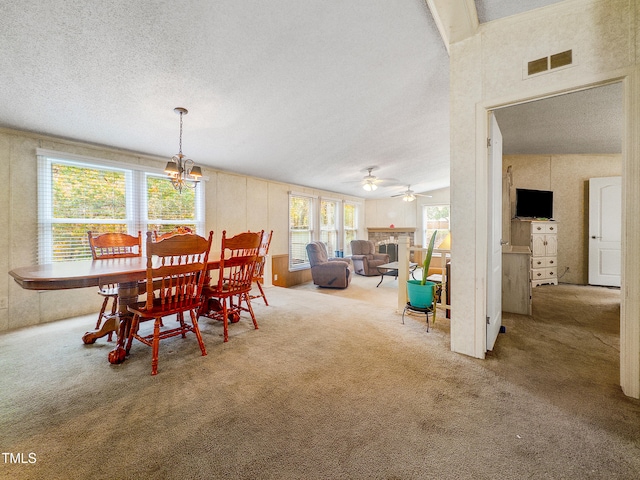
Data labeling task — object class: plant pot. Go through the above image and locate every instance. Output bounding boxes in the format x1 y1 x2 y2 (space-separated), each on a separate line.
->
407 279 436 308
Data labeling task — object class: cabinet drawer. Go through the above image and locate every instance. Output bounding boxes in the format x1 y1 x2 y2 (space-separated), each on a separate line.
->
531 257 545 268
531 267 557 280
530 223 558 234
531 257 556 268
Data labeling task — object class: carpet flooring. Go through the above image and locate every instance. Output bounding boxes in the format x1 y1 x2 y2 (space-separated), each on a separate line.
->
1 275 638 479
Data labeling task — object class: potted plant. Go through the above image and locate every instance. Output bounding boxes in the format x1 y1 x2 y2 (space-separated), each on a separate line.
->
406 230 438 309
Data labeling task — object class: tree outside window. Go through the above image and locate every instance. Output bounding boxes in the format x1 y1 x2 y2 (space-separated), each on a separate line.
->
289 195 313 269
344 202 358 256
320 200 338 256
39 155 203 263
423 205 450 247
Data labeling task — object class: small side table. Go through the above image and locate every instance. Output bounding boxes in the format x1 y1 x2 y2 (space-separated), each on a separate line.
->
376 261 417 287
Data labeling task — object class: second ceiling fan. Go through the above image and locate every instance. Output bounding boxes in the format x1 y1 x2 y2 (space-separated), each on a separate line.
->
392 185 432 202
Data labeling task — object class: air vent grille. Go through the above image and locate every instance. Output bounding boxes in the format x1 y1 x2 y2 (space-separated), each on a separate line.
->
526 49 573 77
528 57 548 76
550 50 572 69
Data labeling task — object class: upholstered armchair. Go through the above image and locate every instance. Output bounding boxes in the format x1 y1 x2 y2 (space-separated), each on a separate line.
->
350 240 390 276
306 241 352 288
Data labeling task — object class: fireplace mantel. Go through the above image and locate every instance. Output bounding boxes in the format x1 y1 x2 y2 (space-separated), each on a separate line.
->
367 227 416 233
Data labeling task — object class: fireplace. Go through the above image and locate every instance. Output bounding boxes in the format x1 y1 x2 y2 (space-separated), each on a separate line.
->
367 227 416 262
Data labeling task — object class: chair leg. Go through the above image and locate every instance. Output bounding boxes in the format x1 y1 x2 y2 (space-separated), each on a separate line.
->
242 293 259 330
125 314 140 354
189 309 207 356
178 312 187 337
151 318 161 376
96 296 110 330
222 299 229 342
256 281 268 306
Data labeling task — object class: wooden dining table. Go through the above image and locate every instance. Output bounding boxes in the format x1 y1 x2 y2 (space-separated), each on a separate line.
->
9 256 221 364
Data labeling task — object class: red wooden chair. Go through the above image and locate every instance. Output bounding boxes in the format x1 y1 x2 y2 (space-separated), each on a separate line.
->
87 231 142 341
249 230 273 306
199 230 262 342
126 231 213 375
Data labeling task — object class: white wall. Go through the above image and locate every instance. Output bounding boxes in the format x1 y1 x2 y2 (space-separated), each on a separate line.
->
365 187 450 245
450 0 640 397
0 128 364 332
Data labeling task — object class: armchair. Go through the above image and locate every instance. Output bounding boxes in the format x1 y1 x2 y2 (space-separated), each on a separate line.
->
306 241 352 288
350 240 390 276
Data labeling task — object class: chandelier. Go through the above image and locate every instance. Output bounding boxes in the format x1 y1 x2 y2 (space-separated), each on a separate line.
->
164 107 202 193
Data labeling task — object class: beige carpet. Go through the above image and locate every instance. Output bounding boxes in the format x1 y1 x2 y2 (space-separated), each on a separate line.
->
1 274 639 479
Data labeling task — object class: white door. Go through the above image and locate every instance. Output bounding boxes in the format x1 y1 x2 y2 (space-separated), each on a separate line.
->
589 176 621 286
487 113 503 351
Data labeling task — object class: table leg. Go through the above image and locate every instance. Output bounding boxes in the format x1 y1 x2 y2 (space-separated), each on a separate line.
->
108 281 139 365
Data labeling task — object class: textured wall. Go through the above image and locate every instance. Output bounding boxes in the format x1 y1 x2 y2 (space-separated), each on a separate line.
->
504 154 622 285
0 128 364 331
450 0 637 360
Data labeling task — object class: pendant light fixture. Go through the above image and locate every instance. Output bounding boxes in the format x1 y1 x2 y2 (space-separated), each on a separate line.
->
164 107 202 193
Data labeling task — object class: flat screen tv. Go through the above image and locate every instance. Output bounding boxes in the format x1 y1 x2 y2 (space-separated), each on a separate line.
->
515 188 553 219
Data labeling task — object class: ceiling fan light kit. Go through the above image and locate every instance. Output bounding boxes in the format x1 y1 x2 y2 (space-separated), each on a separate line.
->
392 185 432 202
361 167 379 191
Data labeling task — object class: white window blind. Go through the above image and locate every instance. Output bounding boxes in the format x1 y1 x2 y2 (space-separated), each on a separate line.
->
320 198 340 256
288 193 315 271
343 202 358 256
37 151 204 263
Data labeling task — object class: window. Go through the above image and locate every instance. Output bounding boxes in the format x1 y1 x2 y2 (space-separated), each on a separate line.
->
320 199 339 256
422 204 450 247
343 202 358 256
289 193 314 270
38 151 204 263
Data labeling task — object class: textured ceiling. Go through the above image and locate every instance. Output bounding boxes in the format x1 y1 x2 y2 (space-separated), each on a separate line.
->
0 1 623 199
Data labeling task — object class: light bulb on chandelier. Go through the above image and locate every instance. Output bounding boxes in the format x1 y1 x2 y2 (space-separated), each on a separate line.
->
164 107 202 193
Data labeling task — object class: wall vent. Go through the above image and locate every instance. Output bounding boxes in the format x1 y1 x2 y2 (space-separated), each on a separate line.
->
550 50 572 69
526 49 573 77
528 57 548 76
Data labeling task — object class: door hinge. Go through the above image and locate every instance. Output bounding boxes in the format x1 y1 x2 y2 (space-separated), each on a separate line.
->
487 137 492 147
486 316 491 324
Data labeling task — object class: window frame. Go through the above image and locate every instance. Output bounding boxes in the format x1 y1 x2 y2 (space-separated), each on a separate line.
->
343 201 359 256
37 149 205 263
288 192 316 271
319 197 341 257
422 204 450 248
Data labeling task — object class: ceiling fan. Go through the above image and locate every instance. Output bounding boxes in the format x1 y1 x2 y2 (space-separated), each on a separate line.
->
392 185 432 202
361 167 381 191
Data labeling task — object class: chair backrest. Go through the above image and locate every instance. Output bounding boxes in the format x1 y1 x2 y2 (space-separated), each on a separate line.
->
88 231 143 260
350 240 375 256
216 230 262 295
254 230 273 279
306 241 329 267
143 231 213 311
153 226 194 242
259 230 273 256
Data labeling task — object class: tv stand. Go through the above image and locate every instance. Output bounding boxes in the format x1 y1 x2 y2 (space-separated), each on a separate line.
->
511 219 558 287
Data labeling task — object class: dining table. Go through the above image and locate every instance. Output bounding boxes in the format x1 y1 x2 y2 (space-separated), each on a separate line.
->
9 256 221 365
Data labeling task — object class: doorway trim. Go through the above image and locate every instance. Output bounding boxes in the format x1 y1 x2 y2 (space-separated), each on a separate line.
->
475 69 639 398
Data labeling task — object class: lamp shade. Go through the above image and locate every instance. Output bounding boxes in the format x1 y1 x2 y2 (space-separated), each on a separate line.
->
164 161 179 175
438 232 451 250
189 165 202 178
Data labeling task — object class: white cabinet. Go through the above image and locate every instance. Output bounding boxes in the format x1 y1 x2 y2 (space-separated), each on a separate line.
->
511 220 558 287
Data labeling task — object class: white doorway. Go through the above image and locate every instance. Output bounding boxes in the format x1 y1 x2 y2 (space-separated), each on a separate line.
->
486 113 503 351
588 176 622 287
